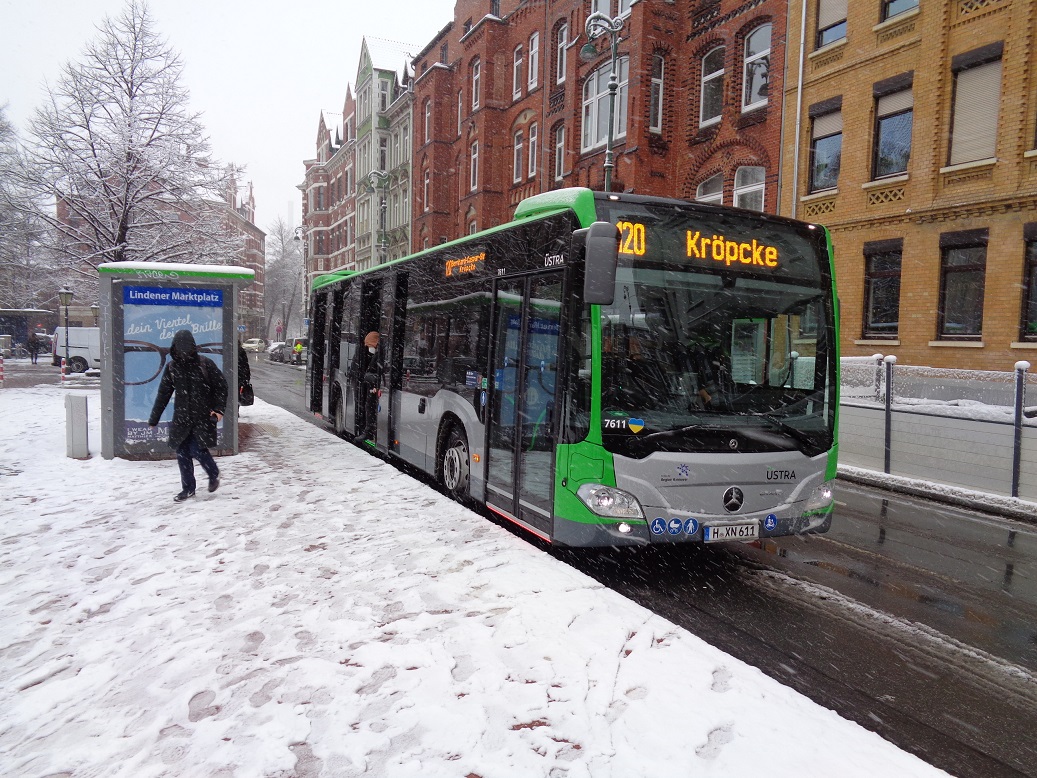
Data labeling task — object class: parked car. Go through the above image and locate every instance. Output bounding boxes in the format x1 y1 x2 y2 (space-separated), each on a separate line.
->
241 337 266 352
268 343 288 362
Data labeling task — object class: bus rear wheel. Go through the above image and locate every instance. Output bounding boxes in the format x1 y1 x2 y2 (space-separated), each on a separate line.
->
441 426 470 499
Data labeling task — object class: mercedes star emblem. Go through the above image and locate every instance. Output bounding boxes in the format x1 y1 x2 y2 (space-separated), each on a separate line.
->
723 487 744 513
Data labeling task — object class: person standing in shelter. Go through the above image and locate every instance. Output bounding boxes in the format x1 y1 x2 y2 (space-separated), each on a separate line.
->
237 341 251 400
26 333 41 364
148 329 228 502
349 331 383 442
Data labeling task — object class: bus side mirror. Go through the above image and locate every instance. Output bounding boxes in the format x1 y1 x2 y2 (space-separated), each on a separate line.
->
577 221 619 306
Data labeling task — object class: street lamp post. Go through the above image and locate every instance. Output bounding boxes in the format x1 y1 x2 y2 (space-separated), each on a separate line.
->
580 12 624 193
57 288 73 366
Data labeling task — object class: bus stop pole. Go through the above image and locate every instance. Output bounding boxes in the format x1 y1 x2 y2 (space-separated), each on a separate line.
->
1013 361 1029 498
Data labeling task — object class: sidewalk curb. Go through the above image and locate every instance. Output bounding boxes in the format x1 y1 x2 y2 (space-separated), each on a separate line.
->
838 468 1037 525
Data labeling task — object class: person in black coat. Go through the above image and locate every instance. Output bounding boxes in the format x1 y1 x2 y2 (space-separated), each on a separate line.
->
237 342 252 400
148 329 228 502
348 330 383 441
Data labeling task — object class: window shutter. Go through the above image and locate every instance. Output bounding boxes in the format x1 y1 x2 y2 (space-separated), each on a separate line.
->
813 111 842 139
818 0 848 29
950 60 1001 165
877 89 913 116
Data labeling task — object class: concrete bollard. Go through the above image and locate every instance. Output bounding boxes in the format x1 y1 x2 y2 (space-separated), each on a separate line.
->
66 394 89 458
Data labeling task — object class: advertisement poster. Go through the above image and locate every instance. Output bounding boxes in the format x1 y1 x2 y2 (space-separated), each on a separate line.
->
122 285 225 448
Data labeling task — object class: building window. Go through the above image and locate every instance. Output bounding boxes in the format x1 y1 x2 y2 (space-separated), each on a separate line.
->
379 80 390 111
873 81 913 178
423 170 430 212
424 100 431 145
379 137 387 171
938 229 988 340
863 239 903 338
1021 225 1037 340
696 173 723 204
733 166 765 211
470 140 479 191
529 32 540 89
457 90 463 135
593 0 632 16
581 56 629 151
554 124 566 181
513 130 524 183
556 22 568 84
472 58 481 110
882 0 918 21
700 46 724 127
949 44 1002 166
809 98 842 192
649 55 664 134
469 220 478 235
817 0 847 48
513 45 524 100
742 24 770 112
529 122 538 177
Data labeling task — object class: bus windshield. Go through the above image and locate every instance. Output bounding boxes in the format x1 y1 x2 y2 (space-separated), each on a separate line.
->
594 199 835 458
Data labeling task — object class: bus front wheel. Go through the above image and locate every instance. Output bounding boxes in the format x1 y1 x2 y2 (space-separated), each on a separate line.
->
441 426 470 499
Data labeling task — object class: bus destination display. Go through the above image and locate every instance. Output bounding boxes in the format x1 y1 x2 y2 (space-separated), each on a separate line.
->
617 220 781 269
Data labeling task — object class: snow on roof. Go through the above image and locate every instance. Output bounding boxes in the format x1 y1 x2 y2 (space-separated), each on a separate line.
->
364 35 417 80
98 261 254 278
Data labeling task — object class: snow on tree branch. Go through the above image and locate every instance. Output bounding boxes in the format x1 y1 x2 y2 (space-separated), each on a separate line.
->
14 0 243 274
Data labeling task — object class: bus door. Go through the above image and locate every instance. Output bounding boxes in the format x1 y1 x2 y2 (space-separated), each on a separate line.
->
386 273 407 456
485 273 564 536
320 287 343 419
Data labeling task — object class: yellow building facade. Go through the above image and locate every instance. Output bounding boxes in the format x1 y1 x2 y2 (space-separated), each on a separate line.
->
780 0 1037 370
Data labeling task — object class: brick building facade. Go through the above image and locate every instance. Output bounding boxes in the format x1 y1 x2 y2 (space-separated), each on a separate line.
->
780 0 1037 370
225 180 267 339
301 0 1037 371
409 0 787 246
300 38 415 288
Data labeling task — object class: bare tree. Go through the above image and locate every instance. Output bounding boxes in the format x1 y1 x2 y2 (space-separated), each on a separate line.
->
0 104 57 308
264 218 305 341
12 1 241 280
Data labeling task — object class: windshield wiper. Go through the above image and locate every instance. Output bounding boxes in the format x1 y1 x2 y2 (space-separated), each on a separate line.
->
637 418 724 442
744 411 815 447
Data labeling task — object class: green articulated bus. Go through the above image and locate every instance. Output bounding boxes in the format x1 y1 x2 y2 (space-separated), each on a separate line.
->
306 187 839 547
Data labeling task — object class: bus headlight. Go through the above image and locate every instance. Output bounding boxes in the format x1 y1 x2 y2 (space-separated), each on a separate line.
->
577 484 645 519
805 481 835 513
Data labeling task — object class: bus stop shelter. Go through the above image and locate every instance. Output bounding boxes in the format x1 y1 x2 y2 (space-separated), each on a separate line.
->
97 262 254 461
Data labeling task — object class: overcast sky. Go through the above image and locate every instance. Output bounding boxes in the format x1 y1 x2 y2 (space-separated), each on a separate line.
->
0 0 455 234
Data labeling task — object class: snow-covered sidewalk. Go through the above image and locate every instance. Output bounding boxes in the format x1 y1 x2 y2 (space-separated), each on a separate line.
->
0 385 948 777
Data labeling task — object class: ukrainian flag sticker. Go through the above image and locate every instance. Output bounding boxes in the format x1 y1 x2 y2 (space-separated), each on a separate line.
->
628 418 644 434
